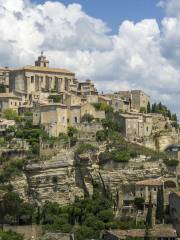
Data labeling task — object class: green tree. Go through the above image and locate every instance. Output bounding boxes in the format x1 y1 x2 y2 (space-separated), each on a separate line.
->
156 186 164 224
3 109 20 121
81 114 94 123
146 194 153 229
48 95 63 103
147 102 151 113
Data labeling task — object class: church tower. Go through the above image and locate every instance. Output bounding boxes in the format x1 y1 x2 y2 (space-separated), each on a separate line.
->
35 51 49 68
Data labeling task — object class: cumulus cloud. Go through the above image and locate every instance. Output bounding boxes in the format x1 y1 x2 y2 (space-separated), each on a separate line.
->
0 0 180 117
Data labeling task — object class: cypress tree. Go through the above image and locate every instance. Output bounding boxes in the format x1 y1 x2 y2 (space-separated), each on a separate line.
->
147 102 151 113
146 194 153 229
156 186 164 223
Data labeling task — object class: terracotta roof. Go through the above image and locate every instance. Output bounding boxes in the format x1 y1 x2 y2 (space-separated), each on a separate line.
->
136 178 163 186
13 65 75 75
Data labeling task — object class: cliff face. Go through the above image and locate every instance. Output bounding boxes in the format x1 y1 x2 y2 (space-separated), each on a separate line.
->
143 131 180 151
10 148 177 205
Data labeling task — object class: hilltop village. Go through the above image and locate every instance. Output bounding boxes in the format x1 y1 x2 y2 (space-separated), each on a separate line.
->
0 53 180 240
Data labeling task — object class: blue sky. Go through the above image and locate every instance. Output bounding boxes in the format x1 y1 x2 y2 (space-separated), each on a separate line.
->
34 0 164 33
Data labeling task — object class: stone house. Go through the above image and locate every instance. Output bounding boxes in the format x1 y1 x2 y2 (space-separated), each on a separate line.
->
86 94 99 104
64 94 82 107
135 178 164 204
0 92 23 113
33 101 105 137
33 103 68 137
80 102 105 120
77 79 98 96
119 113 153 140
98 95 112 105
111 98 130 112
115 90 150 112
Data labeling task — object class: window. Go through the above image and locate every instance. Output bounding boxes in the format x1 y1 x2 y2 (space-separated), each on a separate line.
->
67 118 69 123
154 187 156 191
75 117 78 123
31 76 34 83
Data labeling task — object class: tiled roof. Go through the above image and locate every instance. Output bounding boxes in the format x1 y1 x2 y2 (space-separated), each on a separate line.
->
136 178 163 186
13 65 75 75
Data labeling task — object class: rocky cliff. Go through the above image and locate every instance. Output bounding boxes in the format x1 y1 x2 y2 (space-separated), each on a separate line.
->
10 146 178 205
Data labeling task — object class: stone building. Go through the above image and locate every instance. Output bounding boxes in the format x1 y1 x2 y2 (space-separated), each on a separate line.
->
0 93 23 113
111 98 130 112
33 103 68 137
9 53 76 97
0 67 11 91
33 101 105 137
115 90 150 112
135 178 163 204
119 113 153 140
77 79 98 96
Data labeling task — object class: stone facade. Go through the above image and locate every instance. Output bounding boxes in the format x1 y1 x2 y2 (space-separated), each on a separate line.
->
0 93 23 112
135 178 163 204
0 67 11 90
115 90 150 112
9 54 76 95
119 113 153 140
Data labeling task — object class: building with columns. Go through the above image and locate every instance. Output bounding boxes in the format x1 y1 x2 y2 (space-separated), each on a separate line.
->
9 53 76 97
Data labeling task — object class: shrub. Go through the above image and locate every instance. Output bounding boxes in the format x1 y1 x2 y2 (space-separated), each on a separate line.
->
96 130 107 142
75 143 97 155
81 114 94 123
163 159 179 167
48 95 63 103
0 230 24 240
3 109 20 121
97 209 114 223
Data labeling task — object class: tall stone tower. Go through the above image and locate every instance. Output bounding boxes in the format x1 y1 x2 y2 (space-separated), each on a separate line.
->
35 51 49 68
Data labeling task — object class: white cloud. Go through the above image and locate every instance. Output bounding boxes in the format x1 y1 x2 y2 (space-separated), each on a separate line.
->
0 0 180 117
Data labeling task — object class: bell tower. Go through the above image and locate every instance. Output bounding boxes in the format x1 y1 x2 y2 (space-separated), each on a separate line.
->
35 51 49 68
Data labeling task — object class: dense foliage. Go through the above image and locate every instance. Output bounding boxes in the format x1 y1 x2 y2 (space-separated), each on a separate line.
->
81 114 94 123
0 158 26 183
0 231 23 240
41 189 145 240
48 95 63 103
0 191 35 229
156 186 164 223
163 158 179 167
75 143 98 155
